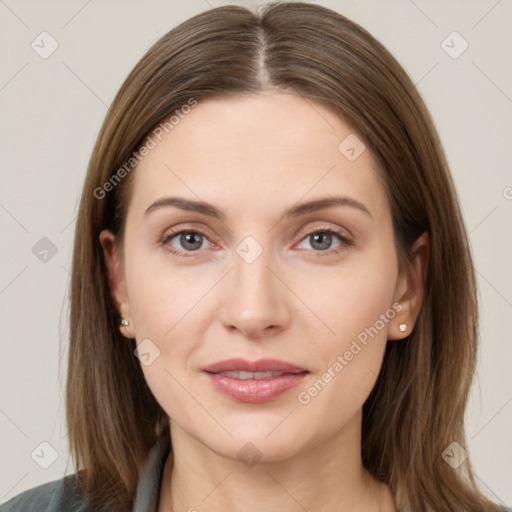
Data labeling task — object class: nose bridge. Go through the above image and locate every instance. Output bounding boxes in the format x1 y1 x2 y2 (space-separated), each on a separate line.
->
234 242 272 298
220 234 289 336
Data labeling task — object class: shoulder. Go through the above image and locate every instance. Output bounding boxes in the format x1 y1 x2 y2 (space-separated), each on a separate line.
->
0 474 90 512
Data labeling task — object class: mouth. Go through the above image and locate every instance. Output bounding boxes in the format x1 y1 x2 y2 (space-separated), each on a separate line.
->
202 357 308 374
202 358 309 403
212 370 300 379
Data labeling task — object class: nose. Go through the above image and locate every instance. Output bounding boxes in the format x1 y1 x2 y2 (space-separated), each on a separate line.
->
218 245 291 340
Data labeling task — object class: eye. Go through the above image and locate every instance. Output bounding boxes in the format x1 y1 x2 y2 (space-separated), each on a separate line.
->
160 225 352 258
296 226 352 255
161 229 213 257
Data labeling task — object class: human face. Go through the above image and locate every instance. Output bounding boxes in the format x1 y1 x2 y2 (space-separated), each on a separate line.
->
101 91 407 462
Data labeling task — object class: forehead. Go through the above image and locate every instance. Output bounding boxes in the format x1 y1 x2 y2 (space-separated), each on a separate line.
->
128 92 388 221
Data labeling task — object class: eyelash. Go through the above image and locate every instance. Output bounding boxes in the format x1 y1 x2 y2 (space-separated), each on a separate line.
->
160 225 353 258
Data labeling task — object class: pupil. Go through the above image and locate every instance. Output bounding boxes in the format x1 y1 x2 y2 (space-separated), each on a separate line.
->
181 233 202 250
311 233 331 250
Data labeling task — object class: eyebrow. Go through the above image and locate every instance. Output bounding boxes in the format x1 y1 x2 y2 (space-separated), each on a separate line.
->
144 195 372 220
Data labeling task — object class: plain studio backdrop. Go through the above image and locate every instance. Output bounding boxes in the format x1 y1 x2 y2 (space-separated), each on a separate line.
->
0 0 511 507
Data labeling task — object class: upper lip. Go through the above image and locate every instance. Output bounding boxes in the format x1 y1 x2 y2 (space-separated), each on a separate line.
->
202 358 308 374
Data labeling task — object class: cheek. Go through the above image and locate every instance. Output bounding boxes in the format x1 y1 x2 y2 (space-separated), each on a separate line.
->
124 266 203 425
301 251 398 353
122 245 220 418
294 247 398 408
124 241 215 337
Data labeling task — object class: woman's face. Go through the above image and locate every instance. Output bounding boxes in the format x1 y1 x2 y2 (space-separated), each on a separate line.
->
101 91 416 462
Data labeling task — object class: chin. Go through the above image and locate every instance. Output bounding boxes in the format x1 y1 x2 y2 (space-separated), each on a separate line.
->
218 441 300 466
197 425 315 466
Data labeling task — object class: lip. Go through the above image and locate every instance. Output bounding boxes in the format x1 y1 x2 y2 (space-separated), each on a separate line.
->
202 358 307 374
202 358 309 403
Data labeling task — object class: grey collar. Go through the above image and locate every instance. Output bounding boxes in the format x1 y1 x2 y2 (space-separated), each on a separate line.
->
133 435 171 512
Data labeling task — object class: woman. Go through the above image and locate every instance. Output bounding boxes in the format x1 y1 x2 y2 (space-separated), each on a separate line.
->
1 2 508 511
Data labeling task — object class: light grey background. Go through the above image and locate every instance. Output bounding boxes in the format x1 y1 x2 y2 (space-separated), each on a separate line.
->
1 0 511 507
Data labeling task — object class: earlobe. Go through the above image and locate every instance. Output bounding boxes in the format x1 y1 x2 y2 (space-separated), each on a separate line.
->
389 231 429 340
99 229 134 338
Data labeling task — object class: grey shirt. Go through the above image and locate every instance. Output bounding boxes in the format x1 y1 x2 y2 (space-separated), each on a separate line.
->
0 435 171 512
3 437 511 511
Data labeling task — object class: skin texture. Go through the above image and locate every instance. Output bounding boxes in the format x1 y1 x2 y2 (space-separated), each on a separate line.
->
100 91 428 512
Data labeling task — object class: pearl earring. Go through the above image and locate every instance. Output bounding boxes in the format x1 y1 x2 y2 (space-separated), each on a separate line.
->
399 323 407 332
120 319 129 327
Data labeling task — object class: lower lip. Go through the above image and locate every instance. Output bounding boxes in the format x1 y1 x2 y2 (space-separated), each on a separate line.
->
204 372 309 403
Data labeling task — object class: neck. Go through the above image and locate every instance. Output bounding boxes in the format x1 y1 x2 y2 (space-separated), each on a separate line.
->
157 410 396 512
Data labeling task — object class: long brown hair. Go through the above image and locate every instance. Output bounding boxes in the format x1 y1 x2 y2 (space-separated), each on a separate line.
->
66 2 506 511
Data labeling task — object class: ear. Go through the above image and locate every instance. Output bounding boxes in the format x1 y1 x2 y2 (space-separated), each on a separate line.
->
99 229 134 338
388 231 429 340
